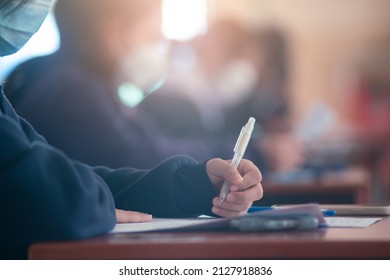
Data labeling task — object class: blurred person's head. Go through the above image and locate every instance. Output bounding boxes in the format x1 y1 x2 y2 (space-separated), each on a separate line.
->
181 18 257 106
192 18 248 81
188 19 289 112
243 28 289 89
54 0 163 84
214 27 289 110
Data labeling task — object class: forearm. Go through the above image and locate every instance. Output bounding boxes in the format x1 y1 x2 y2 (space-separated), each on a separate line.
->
113 155 216 218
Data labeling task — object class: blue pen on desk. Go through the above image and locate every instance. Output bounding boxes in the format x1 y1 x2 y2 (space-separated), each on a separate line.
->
321 209 336 216
219 117 256 205
248 206 274 213
249 206 336 217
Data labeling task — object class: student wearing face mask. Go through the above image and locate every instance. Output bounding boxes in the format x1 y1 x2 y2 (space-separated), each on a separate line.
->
0 0 263 259
4 0 238 169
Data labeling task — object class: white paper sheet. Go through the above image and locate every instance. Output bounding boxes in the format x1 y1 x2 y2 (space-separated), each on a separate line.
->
111 218 216 233
111 204 326 233
324 217 382 228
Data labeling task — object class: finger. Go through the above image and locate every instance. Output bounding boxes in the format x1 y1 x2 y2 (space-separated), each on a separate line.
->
212 205 247 218
207 158 243 185
228 183 263 204
230 160 262 192
237 159 262 178
212 197 251 213
224 162 245 185
115 209 153 223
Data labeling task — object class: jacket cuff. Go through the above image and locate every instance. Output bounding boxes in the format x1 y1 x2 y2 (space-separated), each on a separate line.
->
174 159 216 216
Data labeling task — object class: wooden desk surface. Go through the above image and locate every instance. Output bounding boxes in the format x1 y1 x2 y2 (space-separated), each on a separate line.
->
29 217 390 260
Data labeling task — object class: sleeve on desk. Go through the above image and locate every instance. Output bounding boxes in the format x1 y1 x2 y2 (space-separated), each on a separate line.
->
113 155 216 218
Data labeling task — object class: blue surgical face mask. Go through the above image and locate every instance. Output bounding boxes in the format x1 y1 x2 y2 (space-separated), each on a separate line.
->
0 0 53 56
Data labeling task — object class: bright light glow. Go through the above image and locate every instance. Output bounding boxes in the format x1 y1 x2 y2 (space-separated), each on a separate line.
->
118 78 165 108
162 0 208 41
118 83 145 108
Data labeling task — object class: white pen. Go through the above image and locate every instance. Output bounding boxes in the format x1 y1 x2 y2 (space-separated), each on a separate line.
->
219 117 256 205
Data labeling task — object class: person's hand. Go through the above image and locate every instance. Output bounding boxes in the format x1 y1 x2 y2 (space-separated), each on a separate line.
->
115 209 153 223
206 158 263 217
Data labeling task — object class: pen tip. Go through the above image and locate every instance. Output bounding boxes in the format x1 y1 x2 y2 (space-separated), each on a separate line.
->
248 117 256 126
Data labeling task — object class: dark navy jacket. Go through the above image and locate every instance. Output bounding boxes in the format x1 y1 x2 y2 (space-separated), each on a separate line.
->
0 89 215 259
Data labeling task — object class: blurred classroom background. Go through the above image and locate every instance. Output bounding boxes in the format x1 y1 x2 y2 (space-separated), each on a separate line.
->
1 0 389 205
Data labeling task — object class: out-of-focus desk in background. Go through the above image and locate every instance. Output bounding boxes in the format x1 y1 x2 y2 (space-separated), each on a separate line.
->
258 168 370 206
29 217 390 259
259 180 369 206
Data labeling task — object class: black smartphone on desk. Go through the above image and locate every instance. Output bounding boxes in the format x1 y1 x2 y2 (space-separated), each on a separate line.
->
229 213 319 232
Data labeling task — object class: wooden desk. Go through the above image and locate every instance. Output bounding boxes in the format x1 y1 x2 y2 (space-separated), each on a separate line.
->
29 217 390 259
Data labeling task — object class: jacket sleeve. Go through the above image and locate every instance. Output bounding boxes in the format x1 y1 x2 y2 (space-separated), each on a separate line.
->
13 116 217 219
96 155 217 218
0 111 116 259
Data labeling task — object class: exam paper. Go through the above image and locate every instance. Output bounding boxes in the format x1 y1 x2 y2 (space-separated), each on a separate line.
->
111 218 216 233
324 217 382 228
111 204 326 233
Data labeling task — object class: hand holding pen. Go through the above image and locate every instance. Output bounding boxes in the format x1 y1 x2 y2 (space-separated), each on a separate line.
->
205 117 263 217
219 117 256 205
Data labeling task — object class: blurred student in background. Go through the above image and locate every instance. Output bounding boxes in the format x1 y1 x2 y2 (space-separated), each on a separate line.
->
141 19 304 177
5 0 303 177
4 0 237 169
